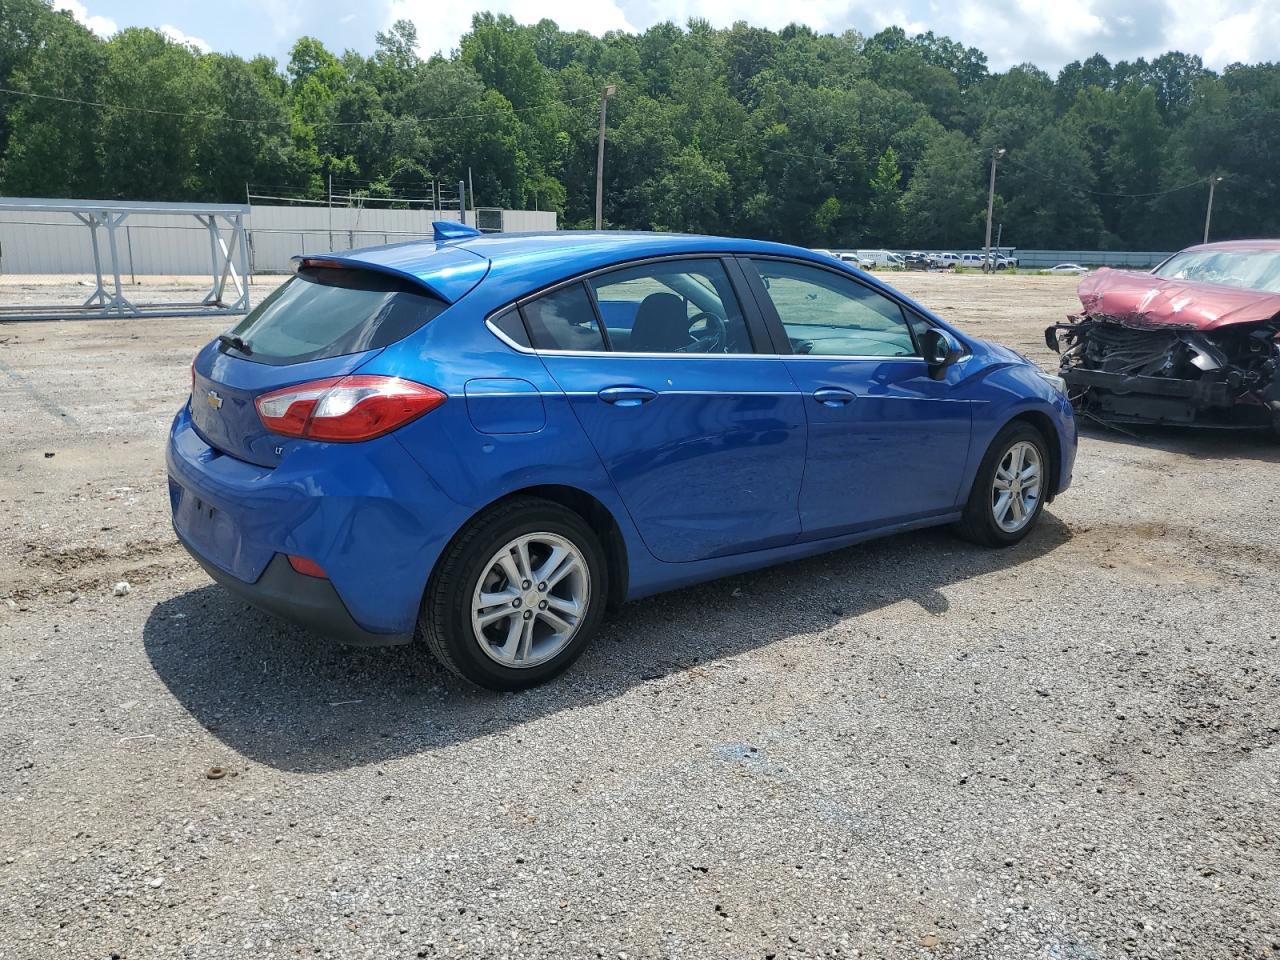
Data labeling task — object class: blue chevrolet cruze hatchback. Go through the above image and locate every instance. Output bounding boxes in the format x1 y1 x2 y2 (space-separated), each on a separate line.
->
168 224 1076 689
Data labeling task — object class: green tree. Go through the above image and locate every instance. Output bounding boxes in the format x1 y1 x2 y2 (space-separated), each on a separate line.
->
902 131 984 247
866 147 904 245
1003 126 1105 247
1 8 104 196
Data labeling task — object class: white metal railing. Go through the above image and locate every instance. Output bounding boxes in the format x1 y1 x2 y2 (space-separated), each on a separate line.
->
0 197 251 321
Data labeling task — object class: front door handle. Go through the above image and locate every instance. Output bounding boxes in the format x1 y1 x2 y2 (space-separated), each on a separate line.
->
598 385 658 407
812 387 855 407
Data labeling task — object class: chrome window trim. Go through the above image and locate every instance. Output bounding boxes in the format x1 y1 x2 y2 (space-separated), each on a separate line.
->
483 319 934 364
482 249 963 363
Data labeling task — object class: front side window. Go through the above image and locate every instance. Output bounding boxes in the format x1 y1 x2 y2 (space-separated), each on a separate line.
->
750 259 917 358
520 282 607 352
589 259 753 354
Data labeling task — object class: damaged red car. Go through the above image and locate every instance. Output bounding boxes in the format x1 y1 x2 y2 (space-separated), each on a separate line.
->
1045 240 1280 436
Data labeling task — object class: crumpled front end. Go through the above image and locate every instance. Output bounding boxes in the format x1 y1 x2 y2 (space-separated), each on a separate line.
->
1045 270 1280 432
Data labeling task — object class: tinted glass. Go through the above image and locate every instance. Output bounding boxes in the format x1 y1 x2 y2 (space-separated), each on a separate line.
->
521 282 607 352
752 260 917 357
490 306 531 348
589 259 753 354
223 267 446 366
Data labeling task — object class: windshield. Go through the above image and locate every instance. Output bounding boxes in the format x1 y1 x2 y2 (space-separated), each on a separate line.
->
1153 250 1280 293
222 267 447 365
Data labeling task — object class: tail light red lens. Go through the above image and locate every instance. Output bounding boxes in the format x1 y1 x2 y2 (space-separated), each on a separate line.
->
287 554 328 578
256 375 446 442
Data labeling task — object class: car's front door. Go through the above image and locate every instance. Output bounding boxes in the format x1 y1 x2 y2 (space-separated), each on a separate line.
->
741 257 973 540
522 257 806 563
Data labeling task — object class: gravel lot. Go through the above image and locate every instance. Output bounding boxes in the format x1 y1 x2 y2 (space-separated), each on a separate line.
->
1 272 1277 959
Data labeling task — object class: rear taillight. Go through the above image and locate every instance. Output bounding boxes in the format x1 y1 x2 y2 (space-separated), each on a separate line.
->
256 375 446 442
287 554 328 578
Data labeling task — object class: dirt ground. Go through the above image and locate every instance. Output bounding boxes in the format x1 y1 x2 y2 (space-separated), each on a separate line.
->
1 272 1277 959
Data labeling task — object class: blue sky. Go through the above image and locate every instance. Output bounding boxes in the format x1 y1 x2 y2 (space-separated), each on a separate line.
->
54 0 1279 73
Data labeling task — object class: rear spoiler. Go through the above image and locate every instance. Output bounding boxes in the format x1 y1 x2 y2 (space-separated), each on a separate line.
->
292 223 490 304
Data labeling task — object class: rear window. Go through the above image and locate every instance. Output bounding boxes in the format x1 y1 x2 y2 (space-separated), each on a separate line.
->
221 267 447 365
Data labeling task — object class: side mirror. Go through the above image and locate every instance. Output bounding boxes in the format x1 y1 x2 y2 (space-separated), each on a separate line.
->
920 328 963 380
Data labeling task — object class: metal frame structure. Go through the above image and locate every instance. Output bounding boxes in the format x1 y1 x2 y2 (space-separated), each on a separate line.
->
0 197 251 321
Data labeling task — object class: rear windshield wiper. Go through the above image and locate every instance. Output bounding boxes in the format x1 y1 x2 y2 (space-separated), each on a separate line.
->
217 334 253 355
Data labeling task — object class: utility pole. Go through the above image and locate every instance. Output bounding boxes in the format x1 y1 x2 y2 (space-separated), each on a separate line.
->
1203 175 1223 244
984 147 1005 273
458 180 466 225
595 83 616 231
468 167 476 227
327 172 333 251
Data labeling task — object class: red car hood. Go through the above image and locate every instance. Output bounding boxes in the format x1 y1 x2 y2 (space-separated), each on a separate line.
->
1078 269 1280 330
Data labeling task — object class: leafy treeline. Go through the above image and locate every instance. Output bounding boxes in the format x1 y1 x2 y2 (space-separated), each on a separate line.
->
2 0 1278 250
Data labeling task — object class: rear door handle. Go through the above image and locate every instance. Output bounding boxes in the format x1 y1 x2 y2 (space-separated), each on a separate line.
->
598 385 658 407
812 387 855 407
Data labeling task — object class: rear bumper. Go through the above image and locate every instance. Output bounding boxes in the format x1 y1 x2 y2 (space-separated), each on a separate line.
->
178 538 411 646
167 404 465 638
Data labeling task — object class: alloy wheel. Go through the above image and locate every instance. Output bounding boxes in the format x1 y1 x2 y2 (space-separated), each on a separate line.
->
991 440 1042 533
470 532 590 668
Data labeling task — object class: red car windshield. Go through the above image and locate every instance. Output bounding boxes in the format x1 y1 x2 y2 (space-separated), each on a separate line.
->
1153 250 1280 294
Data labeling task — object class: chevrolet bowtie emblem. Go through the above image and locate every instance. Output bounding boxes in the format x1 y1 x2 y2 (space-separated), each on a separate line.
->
206 390 223 410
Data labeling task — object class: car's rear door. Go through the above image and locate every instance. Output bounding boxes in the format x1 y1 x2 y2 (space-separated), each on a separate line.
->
520 256 806 563
740 256 973 540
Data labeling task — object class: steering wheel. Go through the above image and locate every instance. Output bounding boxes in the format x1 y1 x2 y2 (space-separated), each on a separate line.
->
679 311 728 353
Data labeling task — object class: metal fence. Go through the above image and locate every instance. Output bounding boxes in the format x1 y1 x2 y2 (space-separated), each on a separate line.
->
0 197 250 321
843 248 1172 269
0 203 558 277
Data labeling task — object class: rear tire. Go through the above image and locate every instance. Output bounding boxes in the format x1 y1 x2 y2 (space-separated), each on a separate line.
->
421 498 608 691
954 422 1049 547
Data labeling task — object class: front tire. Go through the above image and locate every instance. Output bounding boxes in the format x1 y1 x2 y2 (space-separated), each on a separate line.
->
954 422 1049 547
421 498 608 691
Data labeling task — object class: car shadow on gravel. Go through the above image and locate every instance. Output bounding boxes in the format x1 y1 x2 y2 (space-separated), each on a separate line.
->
1079 421 1280 463
144 514 1072 773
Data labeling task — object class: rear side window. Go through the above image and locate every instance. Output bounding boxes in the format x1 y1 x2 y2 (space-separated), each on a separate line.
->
222 267 447 365
588 259 754 354
520 282 607 352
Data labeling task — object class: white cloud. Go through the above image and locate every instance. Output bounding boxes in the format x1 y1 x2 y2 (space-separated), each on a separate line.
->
160 24 213 53
52 0 117 37
1162 0 1280 69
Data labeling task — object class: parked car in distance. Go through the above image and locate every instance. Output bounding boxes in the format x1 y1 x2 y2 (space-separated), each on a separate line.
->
170 224 1077 690
837 251 875 269
810 250 875 270
933 252 961 269
857 249 905 269
1046 239 1280 435
1046 263 1089 275
960 252 1017 271
904 251 937 270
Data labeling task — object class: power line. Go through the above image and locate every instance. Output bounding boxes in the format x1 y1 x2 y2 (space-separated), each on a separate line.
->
0 85 595 128
1002 155 1212 199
